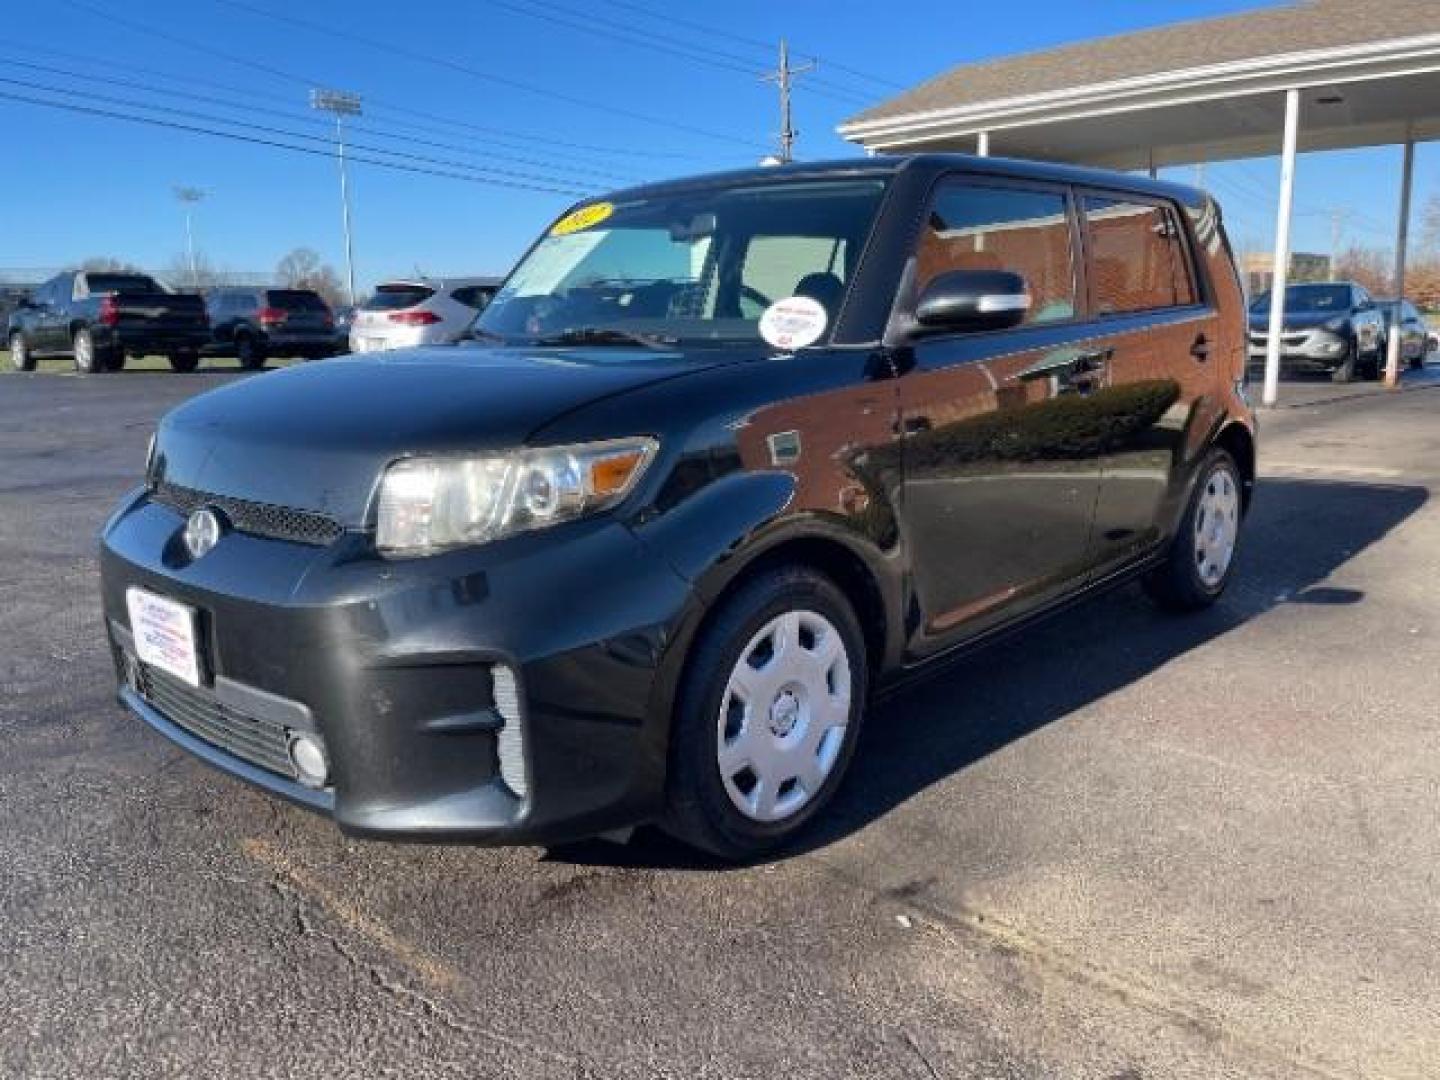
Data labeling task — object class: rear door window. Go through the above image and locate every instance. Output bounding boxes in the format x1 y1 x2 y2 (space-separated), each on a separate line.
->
917 182 1077 326
1082 197 1197 315
363 285 435 311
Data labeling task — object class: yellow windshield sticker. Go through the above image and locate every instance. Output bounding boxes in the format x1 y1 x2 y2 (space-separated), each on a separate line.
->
550 202 614 236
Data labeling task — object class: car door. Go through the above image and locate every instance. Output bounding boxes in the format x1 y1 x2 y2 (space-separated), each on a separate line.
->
894 177 1103 657
34 276 67 352
1072 191 1219 578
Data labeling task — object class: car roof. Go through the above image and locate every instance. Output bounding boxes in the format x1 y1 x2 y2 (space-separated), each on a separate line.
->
375 277 503 289
593 153 1208 211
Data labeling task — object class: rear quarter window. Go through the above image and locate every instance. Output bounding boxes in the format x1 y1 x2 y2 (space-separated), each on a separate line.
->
1083 197 1197 315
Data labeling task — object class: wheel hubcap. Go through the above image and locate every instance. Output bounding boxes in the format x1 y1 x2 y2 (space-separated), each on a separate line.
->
1194 465 1240 588
716 609 851 823
76 335 91 368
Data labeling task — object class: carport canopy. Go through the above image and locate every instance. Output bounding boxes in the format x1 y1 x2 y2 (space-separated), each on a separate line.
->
839 0 1440 404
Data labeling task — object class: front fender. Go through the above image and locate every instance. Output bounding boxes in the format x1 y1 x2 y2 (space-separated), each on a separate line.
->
629 469 907 670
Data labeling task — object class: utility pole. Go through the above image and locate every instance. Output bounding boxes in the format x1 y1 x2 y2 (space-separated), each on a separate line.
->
310 88 362 306
1328 207 1351 280
761 40 814 164
173 186 205 290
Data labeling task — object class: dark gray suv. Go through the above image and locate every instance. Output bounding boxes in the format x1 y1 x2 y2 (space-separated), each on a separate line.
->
203 288 337 369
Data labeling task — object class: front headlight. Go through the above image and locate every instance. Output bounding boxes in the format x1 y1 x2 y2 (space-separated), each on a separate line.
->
376 437 657 556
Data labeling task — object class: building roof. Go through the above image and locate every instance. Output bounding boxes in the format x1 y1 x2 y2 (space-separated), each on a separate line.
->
845 0 1440 128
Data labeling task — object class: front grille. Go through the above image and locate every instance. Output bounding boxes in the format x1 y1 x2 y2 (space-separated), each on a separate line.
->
150 480 344 547
130 656 299 780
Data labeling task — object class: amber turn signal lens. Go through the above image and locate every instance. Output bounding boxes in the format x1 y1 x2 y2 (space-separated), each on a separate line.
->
589 450 647 497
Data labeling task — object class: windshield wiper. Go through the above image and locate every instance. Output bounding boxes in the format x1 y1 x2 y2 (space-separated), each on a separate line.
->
534 327 677 351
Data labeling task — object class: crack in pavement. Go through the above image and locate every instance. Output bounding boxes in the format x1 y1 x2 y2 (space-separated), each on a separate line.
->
242 837 588 1077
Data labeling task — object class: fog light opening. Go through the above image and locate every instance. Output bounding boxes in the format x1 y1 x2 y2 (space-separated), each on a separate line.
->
288 732 330 788
492 665 528 800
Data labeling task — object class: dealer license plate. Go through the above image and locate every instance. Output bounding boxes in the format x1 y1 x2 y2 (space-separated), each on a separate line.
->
126 588 201 687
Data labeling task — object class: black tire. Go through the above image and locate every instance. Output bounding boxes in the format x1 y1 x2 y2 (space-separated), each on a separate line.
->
662 565 869 861
104 351 127 373
1330 342 1356 383
168 352 200 374
72 327 107 374
1370 341 1387 381
1143 448 1243 612
9 332 35 372
236 334 266 371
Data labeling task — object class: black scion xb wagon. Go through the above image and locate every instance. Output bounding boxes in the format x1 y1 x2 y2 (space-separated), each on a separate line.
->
101 156 1256 859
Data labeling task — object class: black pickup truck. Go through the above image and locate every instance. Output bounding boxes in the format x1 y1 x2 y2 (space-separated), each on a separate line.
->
7 270 210 373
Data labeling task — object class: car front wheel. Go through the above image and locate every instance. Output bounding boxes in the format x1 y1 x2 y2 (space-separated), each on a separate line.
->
9 332 34 371
664 565 868 860
168 352 200 374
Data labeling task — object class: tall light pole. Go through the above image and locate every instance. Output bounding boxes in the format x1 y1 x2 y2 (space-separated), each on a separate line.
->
173 186 206 289
310 88 361 306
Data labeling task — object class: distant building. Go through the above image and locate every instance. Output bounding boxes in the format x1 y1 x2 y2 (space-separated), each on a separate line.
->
1240 252 1329 296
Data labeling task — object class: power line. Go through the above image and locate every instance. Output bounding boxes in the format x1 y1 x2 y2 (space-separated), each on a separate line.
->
0 73 600 193
595 0 905 91
45 10 714 164
488 0 873 107
0 87 592 197
0 53 643 184
205 0 769 149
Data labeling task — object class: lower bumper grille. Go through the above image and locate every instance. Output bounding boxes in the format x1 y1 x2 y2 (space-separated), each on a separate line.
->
119 646 300 780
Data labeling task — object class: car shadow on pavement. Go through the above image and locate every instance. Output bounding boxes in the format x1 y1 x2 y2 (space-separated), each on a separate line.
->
549 477 1428 870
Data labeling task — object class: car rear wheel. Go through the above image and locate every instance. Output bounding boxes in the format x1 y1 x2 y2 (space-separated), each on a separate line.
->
72 328 109 374
168 352 200 374
9 332 34 371
236 334 266 370
1144 448 1242 612
663 565 867 860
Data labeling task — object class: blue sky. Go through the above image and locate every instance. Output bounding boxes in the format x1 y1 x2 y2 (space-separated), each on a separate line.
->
0 0 1432 291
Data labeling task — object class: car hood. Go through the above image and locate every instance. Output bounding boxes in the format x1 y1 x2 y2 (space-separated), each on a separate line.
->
154 345 725 526
1247 309 1345 332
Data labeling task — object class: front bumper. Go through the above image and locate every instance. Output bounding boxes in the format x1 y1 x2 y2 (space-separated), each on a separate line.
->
100 487 698 844
1246 328 1350 369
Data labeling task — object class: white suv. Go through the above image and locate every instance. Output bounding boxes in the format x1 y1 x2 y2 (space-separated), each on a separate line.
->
349 277 501 353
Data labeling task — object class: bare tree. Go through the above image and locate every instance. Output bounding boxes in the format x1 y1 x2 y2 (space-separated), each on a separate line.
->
275 248 344 308
161 251 223 293
74 256 146 274
1422 194 1440 255
1333 245 1393 295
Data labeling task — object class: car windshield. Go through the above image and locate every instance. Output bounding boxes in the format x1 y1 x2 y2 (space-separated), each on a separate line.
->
88 273 162 295
1249 284 1350 313
476 178 889 349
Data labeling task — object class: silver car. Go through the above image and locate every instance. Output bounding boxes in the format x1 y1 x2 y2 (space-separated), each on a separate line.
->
349 277 501 353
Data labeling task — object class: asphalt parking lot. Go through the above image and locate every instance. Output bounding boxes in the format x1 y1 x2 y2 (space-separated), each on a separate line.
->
3 363 1440 1079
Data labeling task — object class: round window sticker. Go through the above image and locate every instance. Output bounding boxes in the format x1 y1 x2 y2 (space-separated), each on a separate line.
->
758 296 828 351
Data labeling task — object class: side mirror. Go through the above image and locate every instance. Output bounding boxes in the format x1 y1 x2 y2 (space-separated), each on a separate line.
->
910 270 1031 336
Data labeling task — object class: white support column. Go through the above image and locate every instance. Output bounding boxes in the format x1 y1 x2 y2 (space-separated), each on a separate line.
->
1263 89 1301 408
1384 137 1415 389
976 130 990 157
